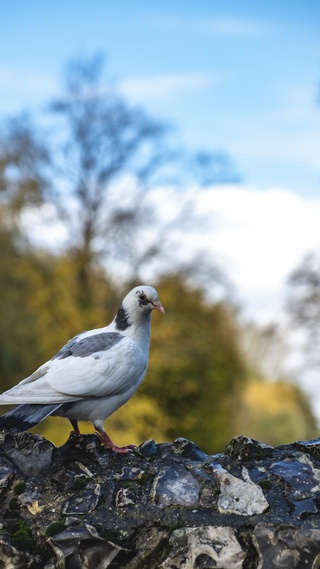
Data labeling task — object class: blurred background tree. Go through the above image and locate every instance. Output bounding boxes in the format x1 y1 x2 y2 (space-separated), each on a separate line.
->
235 321 317 447
0 54 317 453
287 252 320 368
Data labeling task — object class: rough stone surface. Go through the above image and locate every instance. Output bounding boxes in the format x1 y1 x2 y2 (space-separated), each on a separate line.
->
153 465 200 507
1 432 320 567
161 526 246 569
215 465 269 516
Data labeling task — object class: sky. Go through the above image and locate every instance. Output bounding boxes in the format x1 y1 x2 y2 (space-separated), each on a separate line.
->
2 1 320 406
1 1 319 195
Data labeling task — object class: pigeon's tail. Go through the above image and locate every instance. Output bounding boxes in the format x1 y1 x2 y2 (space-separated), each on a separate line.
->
0 403 62 433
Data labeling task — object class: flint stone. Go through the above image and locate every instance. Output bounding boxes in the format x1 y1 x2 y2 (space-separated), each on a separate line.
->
0 432 54 476
116 487 139 507
253 526 320 568
63 483 101 515
128 527 169 569
225 436 274 462
161 526 246 569
270 455 320 497
137 439 158 458
291 497 317 518
0 465 13 489
173 438 208 461
293 436 320 460
114 466 145 481
215 465 269 515
0 540 32 568
48 523 125 568
153 465 200 507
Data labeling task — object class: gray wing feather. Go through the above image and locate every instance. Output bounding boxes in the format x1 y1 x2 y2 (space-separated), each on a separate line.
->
0 403 62 433
52 332 124 360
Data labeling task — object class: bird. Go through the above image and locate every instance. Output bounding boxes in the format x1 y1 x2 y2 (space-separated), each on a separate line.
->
0 285 165 453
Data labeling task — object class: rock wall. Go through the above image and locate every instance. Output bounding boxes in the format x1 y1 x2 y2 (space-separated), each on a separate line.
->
1 431 320 568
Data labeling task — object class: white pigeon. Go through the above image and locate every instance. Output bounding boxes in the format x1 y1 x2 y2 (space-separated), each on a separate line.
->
0 285 165 453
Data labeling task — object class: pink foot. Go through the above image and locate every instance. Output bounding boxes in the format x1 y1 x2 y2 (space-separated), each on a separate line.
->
95 427 137 453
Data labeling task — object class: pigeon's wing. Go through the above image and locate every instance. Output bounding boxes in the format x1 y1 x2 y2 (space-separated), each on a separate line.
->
0 365 77 404
0 332 148 405
48 335 147 398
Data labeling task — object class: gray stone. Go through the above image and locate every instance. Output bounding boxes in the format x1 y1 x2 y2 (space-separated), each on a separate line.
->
215 465 269 515
293 436 320 460
253 526 320 568
114 466 145 481
270 456 320 497
0 540 32 568
153 465 200 507
225 435 274 462
291 496 317 517
116 487 139 507
63 483 101 515
137 439 158 458
126 528 169 569
0 432 54 476
173 438 208 461
48 523 125 568
0 465 13 490
161 526 246 569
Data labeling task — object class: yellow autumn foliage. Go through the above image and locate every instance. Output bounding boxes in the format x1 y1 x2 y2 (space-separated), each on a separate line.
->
234 378 318 446
0 233 318 453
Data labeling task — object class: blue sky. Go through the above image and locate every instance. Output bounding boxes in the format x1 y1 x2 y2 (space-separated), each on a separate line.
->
1 1 320 194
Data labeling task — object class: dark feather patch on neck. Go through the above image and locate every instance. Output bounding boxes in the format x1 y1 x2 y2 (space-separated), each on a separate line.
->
115 304 131 331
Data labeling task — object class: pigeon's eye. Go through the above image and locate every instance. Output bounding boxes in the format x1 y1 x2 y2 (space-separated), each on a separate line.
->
139 293 147 302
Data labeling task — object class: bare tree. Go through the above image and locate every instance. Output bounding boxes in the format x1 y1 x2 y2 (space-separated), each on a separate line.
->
0 54 241 306
240 321 291 380
46 55 241 298
46 55 171 302
286 252 320 366
0 114 50 213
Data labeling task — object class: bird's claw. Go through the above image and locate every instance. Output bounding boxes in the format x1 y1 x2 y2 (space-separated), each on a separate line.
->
94 427 137 453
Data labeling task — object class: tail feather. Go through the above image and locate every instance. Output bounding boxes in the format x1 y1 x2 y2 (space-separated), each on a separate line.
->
0 403 63 433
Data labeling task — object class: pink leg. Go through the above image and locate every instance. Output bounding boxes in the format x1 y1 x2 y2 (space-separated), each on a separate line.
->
95 427 136 453
69 419 81 437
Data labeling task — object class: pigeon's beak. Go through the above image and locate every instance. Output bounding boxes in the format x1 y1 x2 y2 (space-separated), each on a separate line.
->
152 300 165 314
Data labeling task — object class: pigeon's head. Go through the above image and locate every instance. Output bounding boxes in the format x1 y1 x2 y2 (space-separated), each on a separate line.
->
116 286 165 330
126 285 165 316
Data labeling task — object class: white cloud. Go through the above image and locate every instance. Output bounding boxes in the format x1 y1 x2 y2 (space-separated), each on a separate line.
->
0 65 58 112
196 16 273 38
269 83 319 124
119 72 216 103
199 186 320 288
236 131 320 170
149 184 320 321
151 15 273 38
246 83 320 169
22 183 320 325
20 203 69 250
